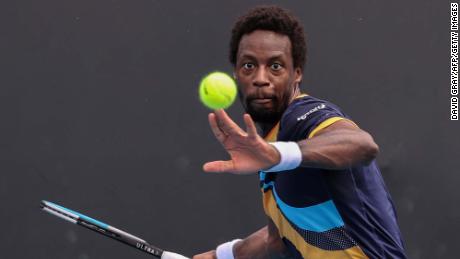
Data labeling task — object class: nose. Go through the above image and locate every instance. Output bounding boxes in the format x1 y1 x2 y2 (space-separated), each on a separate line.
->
253 67 270 87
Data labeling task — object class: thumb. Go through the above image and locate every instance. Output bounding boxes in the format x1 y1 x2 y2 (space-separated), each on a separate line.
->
203 160 235 173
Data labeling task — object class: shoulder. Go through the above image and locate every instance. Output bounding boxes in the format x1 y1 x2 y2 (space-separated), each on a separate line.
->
278 95 351 141
284 95 345 119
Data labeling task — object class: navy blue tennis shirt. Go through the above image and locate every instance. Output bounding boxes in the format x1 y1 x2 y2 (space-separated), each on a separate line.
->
260 94 406 258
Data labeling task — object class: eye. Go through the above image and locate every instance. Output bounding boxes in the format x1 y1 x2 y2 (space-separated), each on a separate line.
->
270 63 283 71
242 63 255 70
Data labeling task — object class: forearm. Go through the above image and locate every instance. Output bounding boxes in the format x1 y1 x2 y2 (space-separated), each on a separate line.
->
233 224 290 259
298 128 379 170
193 225 289 259
233 226 269 259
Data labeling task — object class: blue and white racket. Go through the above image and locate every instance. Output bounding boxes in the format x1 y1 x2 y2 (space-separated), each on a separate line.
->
40 200 188 259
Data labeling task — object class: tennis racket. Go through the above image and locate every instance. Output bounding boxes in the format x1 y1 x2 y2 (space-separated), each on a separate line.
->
40 200 188 259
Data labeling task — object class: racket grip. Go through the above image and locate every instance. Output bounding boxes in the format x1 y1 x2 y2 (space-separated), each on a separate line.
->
161 251 190 259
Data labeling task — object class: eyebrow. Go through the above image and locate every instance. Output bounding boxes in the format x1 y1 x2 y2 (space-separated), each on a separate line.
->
238 53 256 60
267 55 285 62
238 53 286 62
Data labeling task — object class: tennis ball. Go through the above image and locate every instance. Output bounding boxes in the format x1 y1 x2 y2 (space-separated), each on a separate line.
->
199 71 237 110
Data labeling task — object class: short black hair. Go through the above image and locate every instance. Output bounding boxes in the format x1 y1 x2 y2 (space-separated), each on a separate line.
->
229 6 307 70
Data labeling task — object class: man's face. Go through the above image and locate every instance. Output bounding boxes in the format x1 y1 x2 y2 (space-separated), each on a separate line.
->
234 30 302 124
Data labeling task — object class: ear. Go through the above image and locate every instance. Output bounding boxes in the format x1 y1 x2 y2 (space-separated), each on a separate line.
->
294 67 303 87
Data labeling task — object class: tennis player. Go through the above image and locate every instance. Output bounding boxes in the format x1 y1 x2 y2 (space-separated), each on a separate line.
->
194 6 406 259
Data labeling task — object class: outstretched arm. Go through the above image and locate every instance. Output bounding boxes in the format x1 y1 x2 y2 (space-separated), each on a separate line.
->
297 119 379 169
203 109 379 174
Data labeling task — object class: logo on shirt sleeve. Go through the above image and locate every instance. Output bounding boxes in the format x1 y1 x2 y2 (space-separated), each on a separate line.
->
297 103 326 121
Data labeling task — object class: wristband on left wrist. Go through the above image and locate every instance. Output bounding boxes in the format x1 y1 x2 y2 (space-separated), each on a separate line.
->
215 239 242 259
265 141 302 172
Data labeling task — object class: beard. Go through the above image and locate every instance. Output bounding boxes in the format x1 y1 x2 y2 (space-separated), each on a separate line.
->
239 90 291 124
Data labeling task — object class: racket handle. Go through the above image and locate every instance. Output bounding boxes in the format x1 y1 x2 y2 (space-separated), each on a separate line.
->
161 251 190 259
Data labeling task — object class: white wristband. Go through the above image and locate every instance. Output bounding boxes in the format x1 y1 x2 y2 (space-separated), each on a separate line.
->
265 141 302 172
160 251 189 259
216 239 242 259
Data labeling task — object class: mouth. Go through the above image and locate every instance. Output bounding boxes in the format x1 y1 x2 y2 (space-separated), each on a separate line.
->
251 98 273 105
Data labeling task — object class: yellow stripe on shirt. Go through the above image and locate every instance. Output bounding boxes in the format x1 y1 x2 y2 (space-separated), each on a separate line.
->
264 122 280 142
308 117 358 139
263 189 368 259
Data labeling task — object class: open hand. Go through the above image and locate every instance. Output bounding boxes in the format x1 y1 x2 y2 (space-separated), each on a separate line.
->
203 109 280 174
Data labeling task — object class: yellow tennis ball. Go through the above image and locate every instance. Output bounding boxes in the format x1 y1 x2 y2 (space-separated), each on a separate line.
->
199 72 237 110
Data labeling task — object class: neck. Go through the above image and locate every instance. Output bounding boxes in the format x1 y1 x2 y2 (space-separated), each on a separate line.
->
260 123 275 137
258 87 302 136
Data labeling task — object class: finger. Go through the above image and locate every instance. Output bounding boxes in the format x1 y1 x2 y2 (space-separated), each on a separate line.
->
243 113 258 138
208 113 226 142
203 160 235 173
214 109 245 136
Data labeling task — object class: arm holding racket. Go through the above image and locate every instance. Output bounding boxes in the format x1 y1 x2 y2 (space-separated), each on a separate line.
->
193 219 291 259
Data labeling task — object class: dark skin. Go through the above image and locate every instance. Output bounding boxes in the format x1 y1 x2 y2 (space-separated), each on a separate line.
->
234 30 302 134
193 30 379 258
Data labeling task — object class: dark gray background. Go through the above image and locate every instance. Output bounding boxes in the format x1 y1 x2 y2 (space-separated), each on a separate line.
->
1 0 458 258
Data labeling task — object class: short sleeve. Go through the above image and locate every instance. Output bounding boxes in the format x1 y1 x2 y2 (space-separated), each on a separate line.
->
277 97 353 141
